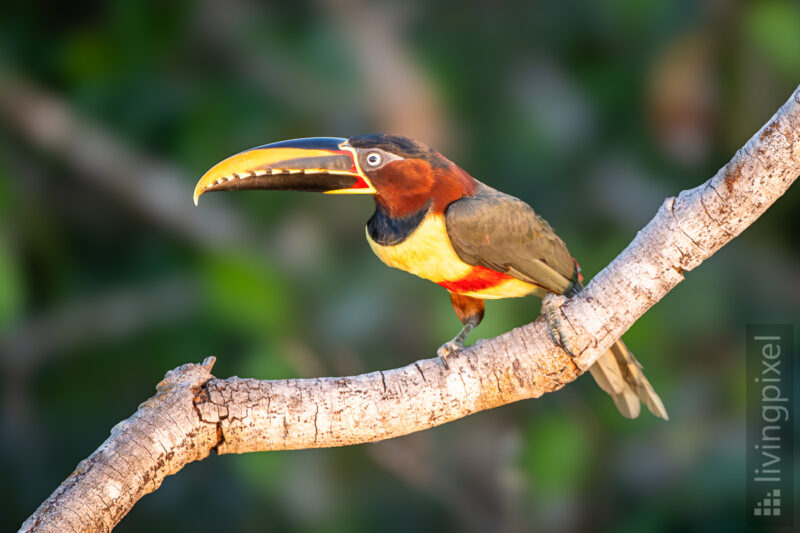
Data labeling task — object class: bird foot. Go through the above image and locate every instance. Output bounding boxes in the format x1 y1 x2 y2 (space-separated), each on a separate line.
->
436 341 463 369
541 294 577 357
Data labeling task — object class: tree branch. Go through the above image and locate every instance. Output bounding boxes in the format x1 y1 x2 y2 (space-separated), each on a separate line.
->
21 84 800 532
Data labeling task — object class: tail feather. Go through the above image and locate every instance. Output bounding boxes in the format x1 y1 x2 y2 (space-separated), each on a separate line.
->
588 339 668 420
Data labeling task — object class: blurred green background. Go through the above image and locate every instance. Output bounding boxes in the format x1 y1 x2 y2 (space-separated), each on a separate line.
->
1 0 799 531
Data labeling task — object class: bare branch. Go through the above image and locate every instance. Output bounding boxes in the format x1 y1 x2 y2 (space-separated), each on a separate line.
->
20 359 219 532
20 85 800 532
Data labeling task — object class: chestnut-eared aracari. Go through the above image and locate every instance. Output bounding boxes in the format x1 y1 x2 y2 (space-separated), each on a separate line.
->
194 134 667 419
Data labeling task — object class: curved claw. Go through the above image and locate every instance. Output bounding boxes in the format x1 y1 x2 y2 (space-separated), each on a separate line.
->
436 341 463 369
541 294 577 357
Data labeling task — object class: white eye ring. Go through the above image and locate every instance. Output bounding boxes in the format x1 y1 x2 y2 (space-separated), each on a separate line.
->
366 152 382 167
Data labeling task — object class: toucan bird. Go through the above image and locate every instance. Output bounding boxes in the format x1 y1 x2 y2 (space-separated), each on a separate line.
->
194 134 668 419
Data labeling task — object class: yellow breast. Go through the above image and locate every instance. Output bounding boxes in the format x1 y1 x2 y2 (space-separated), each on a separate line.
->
366 213 472 283
365 212 540 300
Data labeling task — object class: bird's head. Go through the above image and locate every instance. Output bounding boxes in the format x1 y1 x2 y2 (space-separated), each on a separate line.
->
193 134 476 216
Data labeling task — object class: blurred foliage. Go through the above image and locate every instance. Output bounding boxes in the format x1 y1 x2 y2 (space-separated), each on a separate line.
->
746 0 800 77
1 0 799 532
0 234 24 331
522 413 591 495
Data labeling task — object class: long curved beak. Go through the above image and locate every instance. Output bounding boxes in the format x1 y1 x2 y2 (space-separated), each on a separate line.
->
193 137 375 205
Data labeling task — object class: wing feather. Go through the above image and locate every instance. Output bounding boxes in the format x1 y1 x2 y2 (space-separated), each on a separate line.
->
445 184 577 294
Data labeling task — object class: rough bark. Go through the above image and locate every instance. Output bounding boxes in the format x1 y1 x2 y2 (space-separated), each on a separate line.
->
20 360 220 532
20 84 800 532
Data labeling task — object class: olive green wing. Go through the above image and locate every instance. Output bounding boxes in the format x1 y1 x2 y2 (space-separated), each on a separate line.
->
444 184 578 294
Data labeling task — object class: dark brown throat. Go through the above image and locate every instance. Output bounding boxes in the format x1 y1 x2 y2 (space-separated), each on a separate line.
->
367 199 431 246
373 192 432 219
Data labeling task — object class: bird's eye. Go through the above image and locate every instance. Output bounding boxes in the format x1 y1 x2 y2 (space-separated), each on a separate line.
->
366 152 382 167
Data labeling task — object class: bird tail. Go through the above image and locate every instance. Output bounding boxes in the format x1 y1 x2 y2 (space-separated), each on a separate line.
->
588 338 668 420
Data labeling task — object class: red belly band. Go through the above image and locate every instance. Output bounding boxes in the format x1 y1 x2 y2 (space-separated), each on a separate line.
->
437 265 513 293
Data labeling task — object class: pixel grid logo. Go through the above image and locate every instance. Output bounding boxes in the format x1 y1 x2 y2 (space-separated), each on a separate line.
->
753 489 781 517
